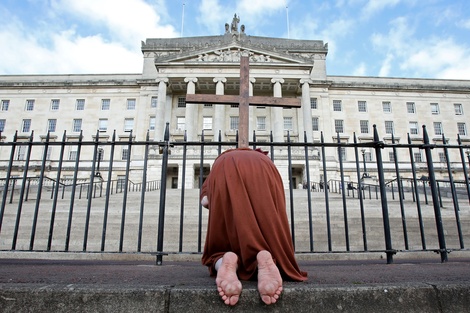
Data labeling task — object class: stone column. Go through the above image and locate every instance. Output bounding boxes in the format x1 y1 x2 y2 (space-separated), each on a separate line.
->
184 77 198 141
300 79 313 143
249 78 256 138
213 77 227 141
271 78 284 142
154 78 168 141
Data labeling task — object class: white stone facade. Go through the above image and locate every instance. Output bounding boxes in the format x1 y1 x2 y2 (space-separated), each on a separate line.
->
0 28 469 189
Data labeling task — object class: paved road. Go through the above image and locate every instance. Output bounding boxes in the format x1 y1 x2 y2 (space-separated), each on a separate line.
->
1 256 469 288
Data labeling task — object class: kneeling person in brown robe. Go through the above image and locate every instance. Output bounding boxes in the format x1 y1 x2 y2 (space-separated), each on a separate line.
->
201 148 307 306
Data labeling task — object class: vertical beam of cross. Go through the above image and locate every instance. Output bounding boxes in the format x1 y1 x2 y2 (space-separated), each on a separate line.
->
185 55 301 148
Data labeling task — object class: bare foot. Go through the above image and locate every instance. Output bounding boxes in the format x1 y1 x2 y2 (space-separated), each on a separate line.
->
257 250 283 305
215 252 242 306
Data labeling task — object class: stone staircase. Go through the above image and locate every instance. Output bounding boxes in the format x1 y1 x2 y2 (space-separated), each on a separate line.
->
1 186 468 258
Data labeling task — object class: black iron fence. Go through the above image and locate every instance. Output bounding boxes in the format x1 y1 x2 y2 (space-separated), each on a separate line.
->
0 125 469 264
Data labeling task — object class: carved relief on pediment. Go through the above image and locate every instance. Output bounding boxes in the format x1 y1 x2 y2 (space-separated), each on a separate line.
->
190 48 277 63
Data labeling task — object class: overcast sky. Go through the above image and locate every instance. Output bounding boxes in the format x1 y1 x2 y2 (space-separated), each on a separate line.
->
1 0 469 79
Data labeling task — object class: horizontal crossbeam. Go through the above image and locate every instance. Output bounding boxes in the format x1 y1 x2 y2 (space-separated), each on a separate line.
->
185 94 301 108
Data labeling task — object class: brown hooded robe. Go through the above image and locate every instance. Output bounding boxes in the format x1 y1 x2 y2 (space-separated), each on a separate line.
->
201 148 307 281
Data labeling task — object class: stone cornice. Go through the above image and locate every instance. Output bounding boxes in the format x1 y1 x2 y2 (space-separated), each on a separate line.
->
142 33 327 64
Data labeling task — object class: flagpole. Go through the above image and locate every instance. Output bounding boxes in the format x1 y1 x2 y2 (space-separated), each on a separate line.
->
181 2 185 37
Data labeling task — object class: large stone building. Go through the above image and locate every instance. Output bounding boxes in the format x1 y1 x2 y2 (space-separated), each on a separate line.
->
1 17 469 188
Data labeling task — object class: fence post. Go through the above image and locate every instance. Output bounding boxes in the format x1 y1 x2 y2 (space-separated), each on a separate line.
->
12 131 34 250
422 126 448 262
442 134 464 249
30 131 50 250
337 133 349 251
408 134 426 250
392 134 408 250
303 132 314 251
48 131 66 251
178 131 188 252
320 132 332 251
0 131 18 234
156 123 171 265
457 135 470 204
373 125 394 264
353 133 367 251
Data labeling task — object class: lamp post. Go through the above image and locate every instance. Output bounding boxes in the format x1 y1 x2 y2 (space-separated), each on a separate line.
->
361 148 368 178
95 146 103 179
466 149 470 171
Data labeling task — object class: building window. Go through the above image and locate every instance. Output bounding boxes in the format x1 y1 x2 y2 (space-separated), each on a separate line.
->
25 100 35 111
333 100 342 112
76 99 85 111
101 99 110 110
47 119 57 132
360 120 369 134
203 117 212 130
50 99 60 111
149 116 156 131
176 117 185 130
389 151 395 162
177 97 186 108
69 148 78 161
382 101 392 113
230 116 239 130
385 121 394 134
17 145 27 160
124 118 134 132
1 100 9 111
339 147 346 161
334 119 344 133
414 152 423 162
121 148 129 161
46 147 52 161
99 119 108 132
0 119 6 132
409 122 419 135
117 175 126 189
310 98 317 109
430 103 439 114
358 101 367 112
433 122 443 136
151 97 158 108
454 103 463 115
312 117 319 131
364 151 372 162
284 117 293 131
204 103 213 108
406 102 416 113
72 119 82 132
22 119 31 132
457 122 467 136
439 152 446 163
127 99 136 110
256 116 266 130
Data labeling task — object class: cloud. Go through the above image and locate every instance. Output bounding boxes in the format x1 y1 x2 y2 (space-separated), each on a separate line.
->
371 16 470 79
197 0 227 33
361 0 402 18
352 62 367 76
51 0 178 44
0 0 178 74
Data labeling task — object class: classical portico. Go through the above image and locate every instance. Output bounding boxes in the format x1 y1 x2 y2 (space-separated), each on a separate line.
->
141 17 328 145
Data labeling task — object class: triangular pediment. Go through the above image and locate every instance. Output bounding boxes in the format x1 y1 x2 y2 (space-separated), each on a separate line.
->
145 34 327 65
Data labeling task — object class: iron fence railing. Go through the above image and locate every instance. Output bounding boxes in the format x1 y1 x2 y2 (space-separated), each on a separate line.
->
0 125 469 264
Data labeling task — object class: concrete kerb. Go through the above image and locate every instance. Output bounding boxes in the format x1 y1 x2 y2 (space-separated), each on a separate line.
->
1 283 469 313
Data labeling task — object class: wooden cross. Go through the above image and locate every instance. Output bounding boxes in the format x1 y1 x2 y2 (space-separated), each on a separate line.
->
185 56 301 148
